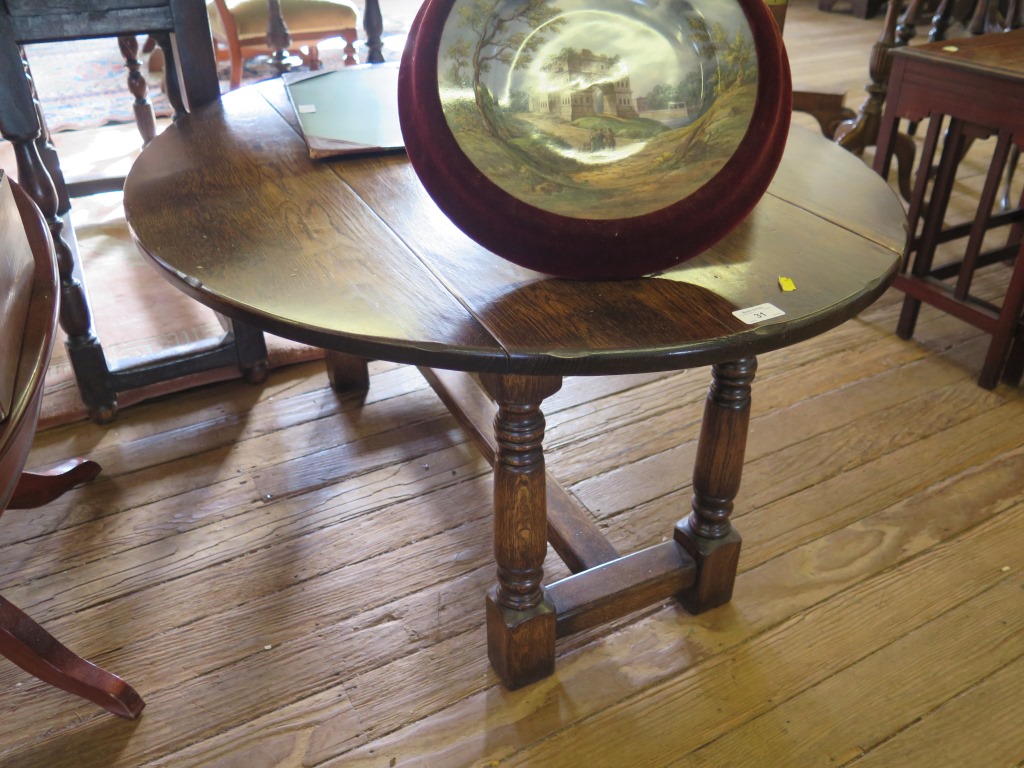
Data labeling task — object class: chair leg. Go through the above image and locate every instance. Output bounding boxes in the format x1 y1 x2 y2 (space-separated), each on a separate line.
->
0 595 144 719
978 246 1024 389
229 42 243 90
1003 320 1024 386
9 459 102 510
897 118 966 340
341 29 358 66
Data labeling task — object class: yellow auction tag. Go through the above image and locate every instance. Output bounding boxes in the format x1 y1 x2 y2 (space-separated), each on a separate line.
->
778 276 796 292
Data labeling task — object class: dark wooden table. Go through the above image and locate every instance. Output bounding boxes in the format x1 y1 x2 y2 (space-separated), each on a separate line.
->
123 80 905 690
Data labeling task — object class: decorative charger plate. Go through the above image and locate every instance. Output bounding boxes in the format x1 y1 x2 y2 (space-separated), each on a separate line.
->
399 0 792 279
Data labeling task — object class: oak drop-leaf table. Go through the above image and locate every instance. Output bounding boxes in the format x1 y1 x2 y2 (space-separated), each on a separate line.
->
123 80 905 690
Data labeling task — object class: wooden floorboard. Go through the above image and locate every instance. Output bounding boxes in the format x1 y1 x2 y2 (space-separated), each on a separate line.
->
2 1 1023 765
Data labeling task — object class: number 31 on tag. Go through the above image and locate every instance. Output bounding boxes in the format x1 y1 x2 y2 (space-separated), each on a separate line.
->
733 303 786 325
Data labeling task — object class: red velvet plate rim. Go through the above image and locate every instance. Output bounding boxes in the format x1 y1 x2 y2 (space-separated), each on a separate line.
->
399 0 792 279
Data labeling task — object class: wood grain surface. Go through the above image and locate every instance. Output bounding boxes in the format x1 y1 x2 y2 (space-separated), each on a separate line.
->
125 79 903 376
2 2 1021 765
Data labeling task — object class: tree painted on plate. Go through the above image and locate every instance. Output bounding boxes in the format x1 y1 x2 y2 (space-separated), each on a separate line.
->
445 0 566 137
722 29 755 88
445 37 472 85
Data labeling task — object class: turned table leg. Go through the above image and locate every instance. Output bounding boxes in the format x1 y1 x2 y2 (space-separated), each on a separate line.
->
675 358 755 613
478 372 562 690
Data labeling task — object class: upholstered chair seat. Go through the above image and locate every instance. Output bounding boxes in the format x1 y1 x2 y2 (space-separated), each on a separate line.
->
208 0 359 89
208 0 356 38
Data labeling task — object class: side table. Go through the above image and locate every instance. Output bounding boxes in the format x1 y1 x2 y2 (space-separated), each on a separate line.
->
874 29 1024 388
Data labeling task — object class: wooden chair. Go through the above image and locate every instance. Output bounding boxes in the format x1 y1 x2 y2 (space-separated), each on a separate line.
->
0 170 144 719
208 0 360 90
0 1 269 424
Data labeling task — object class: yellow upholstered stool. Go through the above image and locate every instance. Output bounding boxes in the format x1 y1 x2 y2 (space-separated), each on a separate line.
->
208 0 359 89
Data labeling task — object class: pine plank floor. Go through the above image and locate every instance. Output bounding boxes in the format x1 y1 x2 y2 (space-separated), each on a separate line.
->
2 2 1023 765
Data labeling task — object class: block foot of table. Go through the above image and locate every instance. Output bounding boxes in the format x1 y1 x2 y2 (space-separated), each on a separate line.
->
324 351 370 392
674 521 742 613
486 589 556 690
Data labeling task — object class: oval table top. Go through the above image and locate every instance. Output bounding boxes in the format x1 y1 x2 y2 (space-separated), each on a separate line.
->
123 80 906 377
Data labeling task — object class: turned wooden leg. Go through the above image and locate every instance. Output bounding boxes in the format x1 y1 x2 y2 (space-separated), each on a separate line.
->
364 0 385 64
834 0 922 198
304 45 322 70
324 351 370 392
340 29 359 67
0 595 144 719
895 0 923 45
31 111 71 217
10 459 102 509
118 34 156 146
478 372 562 690
266 0 293 76
675 358 755 614
1 43 116 422
929 0 955 41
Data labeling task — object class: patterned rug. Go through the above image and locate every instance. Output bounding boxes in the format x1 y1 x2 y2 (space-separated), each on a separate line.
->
25 37 175 135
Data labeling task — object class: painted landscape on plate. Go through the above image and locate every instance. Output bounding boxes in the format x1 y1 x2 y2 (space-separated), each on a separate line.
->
438 0 758 219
